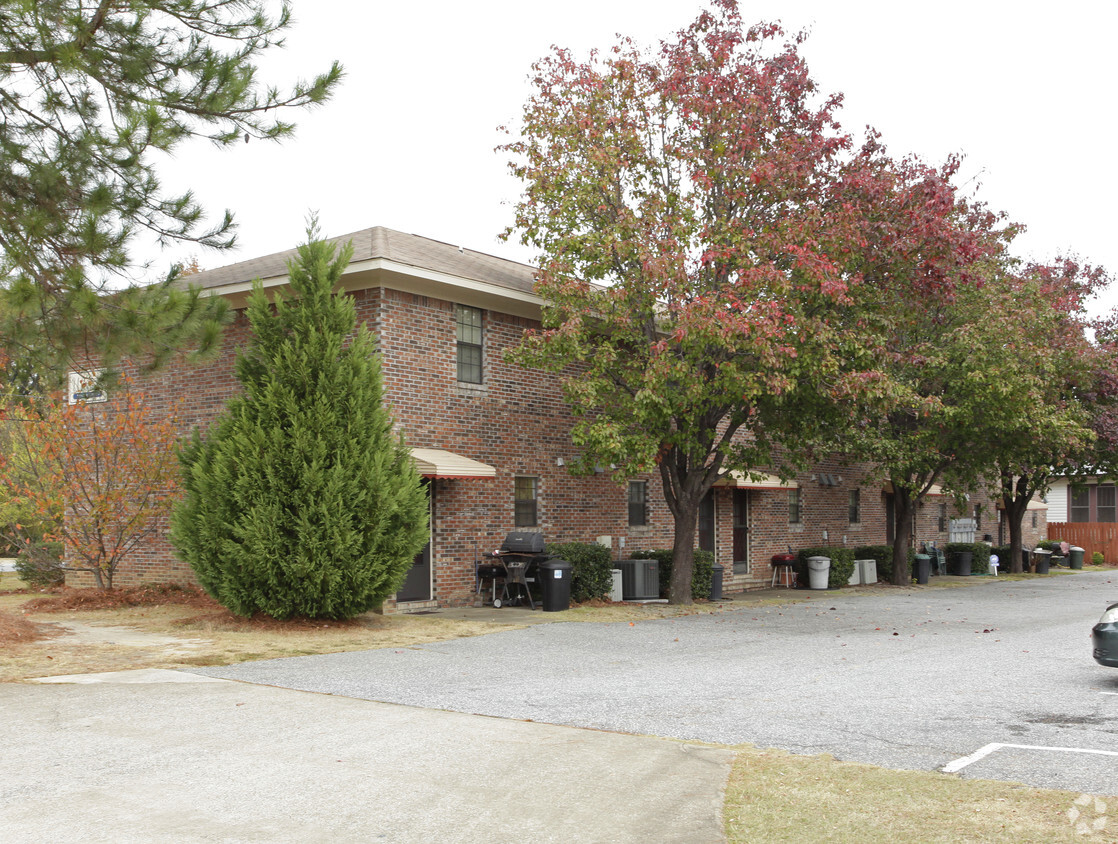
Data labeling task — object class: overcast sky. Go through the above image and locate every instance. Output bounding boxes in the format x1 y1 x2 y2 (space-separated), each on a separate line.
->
149 1 1117 316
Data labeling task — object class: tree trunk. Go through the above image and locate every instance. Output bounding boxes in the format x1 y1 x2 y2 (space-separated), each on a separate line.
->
669 502 699 605
891 485 913 585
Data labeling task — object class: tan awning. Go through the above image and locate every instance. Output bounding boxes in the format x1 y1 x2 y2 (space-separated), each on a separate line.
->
996 498 1049 510
717 471 798 489
882 481 945 496
410 448 496 479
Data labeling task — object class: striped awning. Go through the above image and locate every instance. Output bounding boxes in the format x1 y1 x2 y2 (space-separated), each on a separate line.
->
409 448 496 479
717 471 798 489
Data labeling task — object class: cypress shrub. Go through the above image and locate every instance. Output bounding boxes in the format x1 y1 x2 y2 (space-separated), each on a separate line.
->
172 230 429 620
546 542 613 602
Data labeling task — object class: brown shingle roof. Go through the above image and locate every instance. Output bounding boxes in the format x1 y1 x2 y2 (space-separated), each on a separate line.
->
184 226 537 294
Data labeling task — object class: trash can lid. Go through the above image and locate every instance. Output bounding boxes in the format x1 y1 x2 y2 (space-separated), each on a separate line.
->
1071 546 1085 551
914 553 930 560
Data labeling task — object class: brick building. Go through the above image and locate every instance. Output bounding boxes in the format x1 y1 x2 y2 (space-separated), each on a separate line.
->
84 227 1043 606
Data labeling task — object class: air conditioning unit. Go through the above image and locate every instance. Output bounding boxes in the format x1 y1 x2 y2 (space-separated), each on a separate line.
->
617 559 659 600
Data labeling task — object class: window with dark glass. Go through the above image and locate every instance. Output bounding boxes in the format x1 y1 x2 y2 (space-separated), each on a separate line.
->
1031 512 1038 529
973 505 982 531
1070 487 1091 522
788 488 801 524
1098 485 1116 523
628 481 647 527
848 489 861 524
514 476 538 527
938 503 947 533
455 304 483 384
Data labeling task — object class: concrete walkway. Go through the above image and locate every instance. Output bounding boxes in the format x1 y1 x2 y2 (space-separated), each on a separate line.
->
0 670 732 844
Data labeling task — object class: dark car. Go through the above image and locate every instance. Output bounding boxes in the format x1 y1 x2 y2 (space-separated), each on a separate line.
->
1093 603 1118 667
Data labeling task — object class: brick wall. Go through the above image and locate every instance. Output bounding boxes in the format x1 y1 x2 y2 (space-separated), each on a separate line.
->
87 276 1032 602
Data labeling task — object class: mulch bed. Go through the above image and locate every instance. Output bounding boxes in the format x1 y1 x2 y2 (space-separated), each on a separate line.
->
0 610 61 645
22 584 220 613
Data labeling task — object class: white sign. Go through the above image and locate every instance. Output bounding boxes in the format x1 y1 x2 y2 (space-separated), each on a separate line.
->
68 370 106 404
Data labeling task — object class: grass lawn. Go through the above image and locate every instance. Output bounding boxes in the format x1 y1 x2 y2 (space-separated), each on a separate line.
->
2 569 1110 841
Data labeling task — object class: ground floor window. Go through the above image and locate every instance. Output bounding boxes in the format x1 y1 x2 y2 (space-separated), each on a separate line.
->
514 476 538 527
628 481 647 526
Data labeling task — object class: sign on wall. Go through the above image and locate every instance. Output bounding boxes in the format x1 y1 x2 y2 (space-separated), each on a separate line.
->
68 369 106 404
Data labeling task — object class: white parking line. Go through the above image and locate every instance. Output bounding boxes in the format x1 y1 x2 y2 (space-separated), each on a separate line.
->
943 742 1118 773
1101 691 1118 696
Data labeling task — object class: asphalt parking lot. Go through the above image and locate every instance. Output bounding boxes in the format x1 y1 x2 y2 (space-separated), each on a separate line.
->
197 571 1118 796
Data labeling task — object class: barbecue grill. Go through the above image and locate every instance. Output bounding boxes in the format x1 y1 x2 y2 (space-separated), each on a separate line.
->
475 531 548 609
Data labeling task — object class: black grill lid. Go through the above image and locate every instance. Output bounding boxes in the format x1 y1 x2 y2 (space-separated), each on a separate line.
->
502 531 545 554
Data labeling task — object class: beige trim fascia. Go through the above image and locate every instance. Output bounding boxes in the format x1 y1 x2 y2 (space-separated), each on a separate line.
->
197 257 546 319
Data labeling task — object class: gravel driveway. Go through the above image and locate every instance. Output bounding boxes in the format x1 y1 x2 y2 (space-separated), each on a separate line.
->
196 572 1118 795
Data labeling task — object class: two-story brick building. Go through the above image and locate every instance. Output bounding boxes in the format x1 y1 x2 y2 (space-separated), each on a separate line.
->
92 226 1037 607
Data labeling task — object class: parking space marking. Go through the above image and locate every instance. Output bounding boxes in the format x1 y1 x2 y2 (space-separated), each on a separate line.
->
1101 691 1118 696
943 743 1118 774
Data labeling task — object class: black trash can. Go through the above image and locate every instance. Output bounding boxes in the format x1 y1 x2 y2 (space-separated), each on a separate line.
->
1033 548 1052 574
710 563 724 600
914 553 931 585
537 557 572 611
952 551 973 576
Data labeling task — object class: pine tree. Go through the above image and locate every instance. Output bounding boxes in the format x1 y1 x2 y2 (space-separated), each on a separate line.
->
172 228 429 619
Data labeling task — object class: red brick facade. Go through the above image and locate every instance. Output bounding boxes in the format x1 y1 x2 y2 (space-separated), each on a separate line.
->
78 229 1046 604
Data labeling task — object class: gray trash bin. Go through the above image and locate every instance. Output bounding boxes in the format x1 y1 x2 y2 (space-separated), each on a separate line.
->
1033 548 1052 574
537 558 572 611
807 556 831 590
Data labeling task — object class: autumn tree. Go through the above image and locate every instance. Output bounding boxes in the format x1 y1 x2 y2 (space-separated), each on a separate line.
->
827 139 1027 583
0 1 342 381
0 380 182 589
172 228 429 620
502 1 870 603
973 260 1111 572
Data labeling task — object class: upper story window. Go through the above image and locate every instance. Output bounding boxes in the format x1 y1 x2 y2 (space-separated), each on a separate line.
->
628 481 647 527
938 503 948 533
455 304 483 384
848 489 860 524
788 488 802 525
514 476 538 527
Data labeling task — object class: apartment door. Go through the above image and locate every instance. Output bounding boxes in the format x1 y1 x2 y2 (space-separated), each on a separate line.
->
698 491 715 557
397 480 432 603
732 490 749 573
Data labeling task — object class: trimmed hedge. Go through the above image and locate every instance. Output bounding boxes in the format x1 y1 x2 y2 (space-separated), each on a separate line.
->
631 549 714 600
546 542 614 603
795 546 855 589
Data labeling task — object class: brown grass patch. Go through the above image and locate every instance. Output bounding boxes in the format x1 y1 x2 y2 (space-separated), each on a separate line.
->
725 746 1092 843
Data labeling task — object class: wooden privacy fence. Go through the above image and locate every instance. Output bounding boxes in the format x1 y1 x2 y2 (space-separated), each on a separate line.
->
1047 522 1118 564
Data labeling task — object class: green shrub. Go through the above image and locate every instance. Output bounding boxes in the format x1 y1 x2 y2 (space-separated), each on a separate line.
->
546 542 614 603
172 234 429 620
632 548 714 600
991 545 1011 571
795 546 855 589
14 539 64 587
1036 539 1061 552
1093 551 1105 566
853 545 893 582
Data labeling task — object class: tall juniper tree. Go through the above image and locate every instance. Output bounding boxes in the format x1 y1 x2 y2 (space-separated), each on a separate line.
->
172 228 428 619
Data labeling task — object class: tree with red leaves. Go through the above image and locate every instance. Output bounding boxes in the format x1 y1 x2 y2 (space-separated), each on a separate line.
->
0 380 181 589
502 1 868 603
